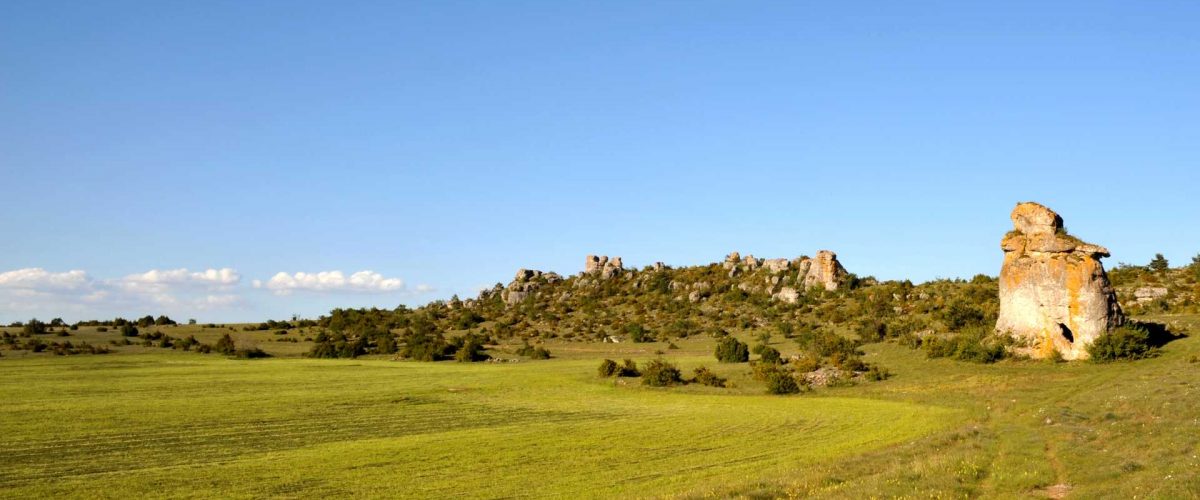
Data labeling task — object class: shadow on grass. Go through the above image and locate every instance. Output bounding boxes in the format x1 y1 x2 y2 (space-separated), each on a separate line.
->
1137 321 1187 349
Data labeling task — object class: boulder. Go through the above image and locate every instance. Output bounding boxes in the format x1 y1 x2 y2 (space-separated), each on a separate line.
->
763 258 790 273
1135 287 1168 303
996 202 1124 360
585 255 624 279
801 251 847 291
772 287 800 304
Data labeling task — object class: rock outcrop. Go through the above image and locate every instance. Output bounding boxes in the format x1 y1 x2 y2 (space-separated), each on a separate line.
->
996 202 1124 360
501 268 561 306
800 251 847 291
585 255 624 279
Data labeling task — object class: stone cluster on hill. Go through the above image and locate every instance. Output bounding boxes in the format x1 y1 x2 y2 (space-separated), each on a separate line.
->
585 255 624 279
995 202 1125 360
499 269 562 306
486 250 851 308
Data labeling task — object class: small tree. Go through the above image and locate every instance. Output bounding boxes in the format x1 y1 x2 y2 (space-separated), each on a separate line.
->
120 325 139 337
715 337 749 363
22 319 47 336
214 334 236 355
454 339 488 362
1149 253 1170 273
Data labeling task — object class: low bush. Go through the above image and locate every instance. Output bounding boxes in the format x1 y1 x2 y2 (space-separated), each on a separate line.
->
756 345 781 364
763 366 802 395
515 341 550 359
923 327 1007 363
715 337 749 363
865 365 891 381
641 358 684 387
1088 323 1156 362
598 359 619 377
616 359 640 377
455 339 489 362
214 334 237 355
691 366 727 388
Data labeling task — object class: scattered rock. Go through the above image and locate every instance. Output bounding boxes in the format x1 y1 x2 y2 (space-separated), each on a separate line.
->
772 287 800 304
1135 287 1168 303
763 258 790 273
723 252 741 270
995 202 1125 360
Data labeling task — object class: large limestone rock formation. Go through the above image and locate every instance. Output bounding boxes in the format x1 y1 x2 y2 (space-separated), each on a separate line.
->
801 250 847 291
996 202 1124 360
500 268 561 306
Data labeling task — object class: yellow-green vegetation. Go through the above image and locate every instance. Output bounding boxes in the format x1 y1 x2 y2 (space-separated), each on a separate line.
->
0 348 955 499
1 315 1199 498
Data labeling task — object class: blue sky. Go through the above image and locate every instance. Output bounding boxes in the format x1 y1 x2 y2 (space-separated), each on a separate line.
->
1 1 1197 323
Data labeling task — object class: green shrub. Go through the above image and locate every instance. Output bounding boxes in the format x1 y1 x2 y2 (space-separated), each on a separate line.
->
624 323 651 343
616 359 640 377
641 359 684 387
403 331 450 361
923 327 1007 363
757 345 781 364
715 337 749 363
454 339 489 362
691 366 727 388
120 325 139 337
1088 324 1155 362
865 365 891 381
598 359 619 377
214 334 236 355
764 366 801 395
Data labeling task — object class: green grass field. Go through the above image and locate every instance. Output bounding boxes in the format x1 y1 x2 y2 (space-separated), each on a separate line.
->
2 315 1199 498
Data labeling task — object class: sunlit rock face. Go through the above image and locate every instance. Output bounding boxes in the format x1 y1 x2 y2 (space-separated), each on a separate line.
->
802 250 847 292
996 202 1124 360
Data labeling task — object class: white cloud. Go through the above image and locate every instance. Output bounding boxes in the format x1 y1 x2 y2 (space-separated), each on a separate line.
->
0 268 94 291
0 267 245 321
255 270 409 295
122 268 241 287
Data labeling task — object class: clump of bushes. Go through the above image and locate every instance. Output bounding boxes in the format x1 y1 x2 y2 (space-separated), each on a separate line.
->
923 327 1008 363
598 358 641 377
691 366 727 388
214 334 237 356
761 365 803 395
753 344 781 364
515 341 551 359
715 336 749 363
1088 323 1156 362
641 359 684 387
454 337 489 362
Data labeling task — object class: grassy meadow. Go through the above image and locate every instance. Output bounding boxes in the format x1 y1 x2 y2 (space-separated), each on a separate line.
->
2 315 1199 498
